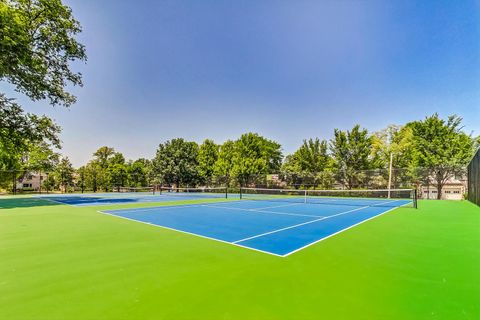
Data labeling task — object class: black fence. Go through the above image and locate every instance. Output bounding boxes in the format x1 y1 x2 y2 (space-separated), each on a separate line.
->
467 148 480 206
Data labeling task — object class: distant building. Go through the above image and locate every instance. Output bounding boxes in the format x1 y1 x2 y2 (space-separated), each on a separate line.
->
16 172 47 191
420 176 467 200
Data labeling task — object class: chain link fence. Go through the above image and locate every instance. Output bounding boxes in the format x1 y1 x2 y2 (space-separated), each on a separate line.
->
1 166 468 199
467 149 480 206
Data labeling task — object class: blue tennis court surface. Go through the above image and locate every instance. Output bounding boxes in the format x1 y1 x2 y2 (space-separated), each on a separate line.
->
101 198 411 256
37 192 227 206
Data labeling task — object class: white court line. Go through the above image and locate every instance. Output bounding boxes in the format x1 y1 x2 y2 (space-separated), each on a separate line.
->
104 203 218 213
98 209 283 257
233 199 402 244
38 197 78 207
104 200 297 214
249 202 304 210
202 204 321 218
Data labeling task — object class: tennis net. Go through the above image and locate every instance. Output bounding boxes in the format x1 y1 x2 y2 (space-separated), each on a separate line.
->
115 186 155 195
159 187 228 199
240 187 417 208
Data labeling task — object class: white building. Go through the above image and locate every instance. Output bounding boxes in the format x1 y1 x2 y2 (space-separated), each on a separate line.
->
16 172 47 191
420 177 466 200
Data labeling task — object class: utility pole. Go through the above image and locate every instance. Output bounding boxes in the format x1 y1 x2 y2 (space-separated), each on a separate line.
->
387 152 393 199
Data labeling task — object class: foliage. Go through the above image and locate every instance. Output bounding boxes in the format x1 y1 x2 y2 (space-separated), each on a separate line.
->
197 139 218 185
107 163 128 191
213 140 236 185
231 133 282 186
128 158 150 187
0 0 87 106
22 142 60 172
330 125 376 189
53 157 74 192
407 114 474 199
281 138 330 188
0 94 61 175
76 166 86 192
153 138 199 187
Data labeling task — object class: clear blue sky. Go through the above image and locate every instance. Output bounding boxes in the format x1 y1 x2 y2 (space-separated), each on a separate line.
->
2 0 479 166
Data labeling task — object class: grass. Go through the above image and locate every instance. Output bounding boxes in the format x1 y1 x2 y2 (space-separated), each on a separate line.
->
0 198 479 319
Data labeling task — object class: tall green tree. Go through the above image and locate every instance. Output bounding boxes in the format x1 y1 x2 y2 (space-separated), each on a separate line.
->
153 139 199 187
22 142 60 174
197 139 218 185
0 0 87 107
372 125 413 169
407 114 475 199
108 163 128 191
282 138 331 188
77 166 86 193
372 125 414 188
92 146 116 191
84 161 100 192
0 95 61 170
54 157 74 192
110 152 125 166
213 140 236 186
0 95 61 192
128 159 150 187
330 125 375 189
93 146 115 169
231 133 282 186
281 154 303 188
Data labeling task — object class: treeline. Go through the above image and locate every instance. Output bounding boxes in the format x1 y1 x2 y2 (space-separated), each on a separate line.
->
0 2 478 200
3 113 477 199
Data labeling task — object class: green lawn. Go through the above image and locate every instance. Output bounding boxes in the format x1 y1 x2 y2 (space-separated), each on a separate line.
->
0 198 479 320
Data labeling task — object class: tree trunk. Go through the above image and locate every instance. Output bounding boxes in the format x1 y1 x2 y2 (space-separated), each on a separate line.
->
437 181 443 200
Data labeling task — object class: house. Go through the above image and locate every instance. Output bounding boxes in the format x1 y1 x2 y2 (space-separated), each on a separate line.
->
420 177 467 200
16 172 47 191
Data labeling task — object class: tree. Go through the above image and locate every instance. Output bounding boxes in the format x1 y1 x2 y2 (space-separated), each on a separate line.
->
0 95 61 170
330 125 375 189
282 138 331 188
153 139 199 187
77 166 86 193
231 133 282 186
110 152 125 166
213 140 236 186
54 157 74 192
372 125 414 188
107 163 128 191
281 154 304 188
128 159 150 187
197 139 218 185
0 95 61 192
22 142 60 174
93 146 115 169
0 0 87 107
372 125 413 168
92 146 116 191
84 161 100 192
407 114 475 199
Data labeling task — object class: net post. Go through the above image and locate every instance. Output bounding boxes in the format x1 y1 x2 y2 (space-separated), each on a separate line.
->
225 187 228 199
304 189 307 204
12 170 16 195
239 187 243 200
413 188 418 209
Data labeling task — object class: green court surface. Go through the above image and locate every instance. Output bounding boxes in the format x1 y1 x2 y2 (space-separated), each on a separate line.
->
0 198 479 320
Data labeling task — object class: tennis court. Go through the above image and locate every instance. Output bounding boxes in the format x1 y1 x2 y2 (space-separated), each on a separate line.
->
101 190 414 256
37 187 228 206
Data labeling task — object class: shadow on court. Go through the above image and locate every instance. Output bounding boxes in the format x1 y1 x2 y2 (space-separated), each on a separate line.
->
0 197 62 209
